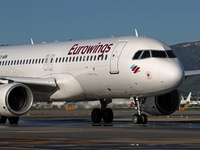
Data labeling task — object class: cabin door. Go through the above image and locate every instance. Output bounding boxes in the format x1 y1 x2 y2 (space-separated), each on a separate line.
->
110 42 127 74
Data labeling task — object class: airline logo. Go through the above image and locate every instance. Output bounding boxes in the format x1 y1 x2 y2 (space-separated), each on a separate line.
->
68 42 114 56
130 64 140 73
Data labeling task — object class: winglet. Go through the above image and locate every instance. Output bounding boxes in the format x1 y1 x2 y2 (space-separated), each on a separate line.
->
186 92 192 102
135 29 138 37
31 38 34 45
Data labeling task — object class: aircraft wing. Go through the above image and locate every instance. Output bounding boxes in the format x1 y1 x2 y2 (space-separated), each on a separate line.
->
0 76 57 92
185 70 200 78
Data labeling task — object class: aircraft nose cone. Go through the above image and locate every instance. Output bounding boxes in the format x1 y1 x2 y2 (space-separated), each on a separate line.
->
159 61 184 89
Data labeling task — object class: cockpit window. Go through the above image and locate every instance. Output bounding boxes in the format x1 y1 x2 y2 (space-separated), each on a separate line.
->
166 50 177 58
132 50 177 60
140 51 150 59
151 50 167 58
133 50 142 59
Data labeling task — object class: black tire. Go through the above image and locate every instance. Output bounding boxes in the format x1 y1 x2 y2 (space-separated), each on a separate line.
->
0 115 7 124
91 108 102 123
102 108 113 123
141 114 147 124
8 117 19 124
132 114 142 124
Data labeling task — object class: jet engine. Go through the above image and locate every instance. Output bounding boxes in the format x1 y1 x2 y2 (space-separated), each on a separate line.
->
0 83 33 117
142 90 180 115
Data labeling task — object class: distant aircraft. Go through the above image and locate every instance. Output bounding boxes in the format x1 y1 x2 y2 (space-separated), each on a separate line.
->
180 92 192 106
180 92 200 106
0 34 200 125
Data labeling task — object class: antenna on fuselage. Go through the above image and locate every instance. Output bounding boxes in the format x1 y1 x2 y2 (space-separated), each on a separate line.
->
135 29 139 37
30 38 34 45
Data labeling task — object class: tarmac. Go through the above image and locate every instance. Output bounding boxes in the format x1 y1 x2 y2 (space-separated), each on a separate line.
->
0 109 200 149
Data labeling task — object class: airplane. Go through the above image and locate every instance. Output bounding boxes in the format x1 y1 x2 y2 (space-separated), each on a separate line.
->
0 34 199 125
180 92 200 106
180 92 192 106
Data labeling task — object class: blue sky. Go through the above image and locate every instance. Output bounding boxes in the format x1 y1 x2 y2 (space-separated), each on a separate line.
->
0 0 200 45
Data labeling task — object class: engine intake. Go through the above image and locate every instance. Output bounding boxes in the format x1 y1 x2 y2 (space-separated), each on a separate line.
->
142 90 180 115
0 83 33 117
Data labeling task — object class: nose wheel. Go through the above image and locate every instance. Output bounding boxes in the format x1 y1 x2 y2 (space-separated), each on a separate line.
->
132 114 147 124
132 97 148 124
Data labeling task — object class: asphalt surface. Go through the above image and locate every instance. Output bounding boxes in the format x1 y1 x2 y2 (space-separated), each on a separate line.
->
0 109 200 149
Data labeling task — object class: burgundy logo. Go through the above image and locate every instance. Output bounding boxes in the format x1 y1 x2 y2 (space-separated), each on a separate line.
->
68 42 113 56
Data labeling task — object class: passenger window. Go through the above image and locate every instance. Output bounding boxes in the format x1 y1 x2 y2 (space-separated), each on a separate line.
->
45 58 48 63
23 60 25 64
94 55 96 61
101 55 104 60
55 58 58 63
83 56 85 61
65 57 68 62
133 51 142 60
140 51 150 59
87 56 89 61
90 56 93 61
76 56 78 62
32 59 35 64
105 55 108 60
50 58 53 63
62 57 65 62
42 59 44 64
35 59 37 64
72 57 75 62
29 59 31 64
8 61 10 66
69 57 71 62
151 50 167 58
79 56 82 61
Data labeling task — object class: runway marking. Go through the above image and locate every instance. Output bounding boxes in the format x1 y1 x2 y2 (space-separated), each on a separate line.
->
0 136 200 149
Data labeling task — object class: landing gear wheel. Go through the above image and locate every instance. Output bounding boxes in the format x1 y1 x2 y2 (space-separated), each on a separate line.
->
141 114 147 124
8 117 19 124
102 108 113 123
91 108 102 123
132 114 142 124
0 115 7 124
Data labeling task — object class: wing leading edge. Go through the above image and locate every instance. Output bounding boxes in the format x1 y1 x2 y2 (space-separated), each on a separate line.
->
0 76 57 92
185 70 200 78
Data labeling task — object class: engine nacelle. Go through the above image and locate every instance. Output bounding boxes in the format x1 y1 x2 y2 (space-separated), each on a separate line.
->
142 90 180 115
0 83 33 117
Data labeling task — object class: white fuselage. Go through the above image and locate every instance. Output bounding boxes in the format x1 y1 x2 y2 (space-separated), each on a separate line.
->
0 36 185 101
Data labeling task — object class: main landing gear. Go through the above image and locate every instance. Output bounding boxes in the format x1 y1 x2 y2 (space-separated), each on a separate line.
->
0 115 19 124
132 97 147 124
91 98 114 123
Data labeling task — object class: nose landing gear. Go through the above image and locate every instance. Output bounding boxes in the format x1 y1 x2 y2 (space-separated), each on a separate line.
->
132 97 147 124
